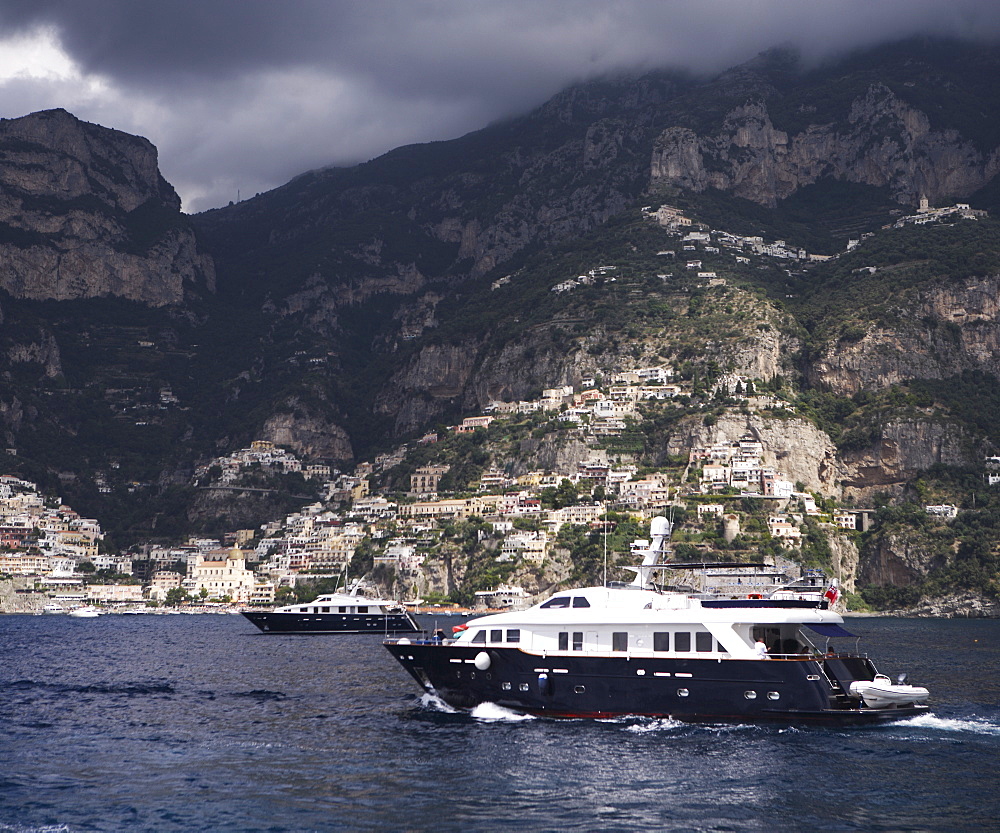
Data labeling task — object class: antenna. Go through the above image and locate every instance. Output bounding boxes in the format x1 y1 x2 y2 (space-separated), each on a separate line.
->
603 500 608 588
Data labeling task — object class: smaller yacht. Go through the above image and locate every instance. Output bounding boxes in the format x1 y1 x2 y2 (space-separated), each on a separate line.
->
41 602 66 615
242 585 419 634
68 605 101 618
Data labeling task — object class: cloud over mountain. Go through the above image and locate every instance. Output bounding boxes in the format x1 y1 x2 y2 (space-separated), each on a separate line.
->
0 0 998 212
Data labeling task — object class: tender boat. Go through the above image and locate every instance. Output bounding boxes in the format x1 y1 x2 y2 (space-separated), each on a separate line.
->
849 674 930 709
242 586 420 634
384 517 931 725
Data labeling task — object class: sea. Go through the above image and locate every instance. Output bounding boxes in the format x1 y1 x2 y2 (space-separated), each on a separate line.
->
1 613 998 833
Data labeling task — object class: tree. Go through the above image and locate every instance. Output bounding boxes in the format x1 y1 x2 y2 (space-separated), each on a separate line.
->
541 478 580 509
165 587 190 606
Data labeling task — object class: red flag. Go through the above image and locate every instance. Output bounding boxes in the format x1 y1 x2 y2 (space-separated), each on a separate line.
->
824 579 839 604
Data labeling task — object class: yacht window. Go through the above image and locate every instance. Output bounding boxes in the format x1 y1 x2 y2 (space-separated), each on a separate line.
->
501 682 511 691
558 632 569 651
572 597 590 608
491 629 503 642
506 629 520 643
357 606 369 613
612 632 628 652
675 632 692 652
320 607 330 613
653 632 670 652
471 631 486 644
541 596 571 609
572 632 583 651
339 606 347 612
696 632 713 652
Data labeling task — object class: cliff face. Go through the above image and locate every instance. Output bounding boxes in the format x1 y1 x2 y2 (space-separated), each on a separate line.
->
650 85 1000 207
261 411 354 462
667 413 847 495
811 275 1000 394
0 109 214 305
839 419 982 500
860 531 949 587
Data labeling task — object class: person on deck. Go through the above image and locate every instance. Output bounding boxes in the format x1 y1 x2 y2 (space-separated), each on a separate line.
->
754 638 769 659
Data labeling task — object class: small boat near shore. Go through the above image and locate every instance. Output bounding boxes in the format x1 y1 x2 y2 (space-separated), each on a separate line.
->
67 605 101 618
384 517 931 726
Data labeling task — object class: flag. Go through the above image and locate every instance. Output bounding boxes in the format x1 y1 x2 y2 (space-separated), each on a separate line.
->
824 579 840 605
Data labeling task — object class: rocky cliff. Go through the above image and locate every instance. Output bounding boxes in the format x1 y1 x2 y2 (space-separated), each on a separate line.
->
0 109 214 305
839 419 982 498
811 274 1000 394
650 84 1000 208
667 413 848 495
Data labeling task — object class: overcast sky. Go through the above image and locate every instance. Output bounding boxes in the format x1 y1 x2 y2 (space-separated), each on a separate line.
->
0 0 998 214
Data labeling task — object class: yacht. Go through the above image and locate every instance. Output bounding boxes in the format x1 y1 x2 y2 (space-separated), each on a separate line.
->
242 586 419 634
384 517 930 725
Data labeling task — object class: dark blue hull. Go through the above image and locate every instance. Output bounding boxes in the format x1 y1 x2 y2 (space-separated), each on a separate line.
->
243 610 420 634
384 641 929 725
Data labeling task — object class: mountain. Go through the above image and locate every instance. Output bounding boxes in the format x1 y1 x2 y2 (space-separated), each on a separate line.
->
1 38 1000 612
189 37 1000 444
0 108 214 304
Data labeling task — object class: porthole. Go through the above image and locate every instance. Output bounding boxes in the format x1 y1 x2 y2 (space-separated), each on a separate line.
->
636 669 646 676
519 683 529 692
677 688 689 697
469 672 476 680
806 674 821 681
767 691 780 700
574 685 586 694
744 690 757 699
501 682 511 691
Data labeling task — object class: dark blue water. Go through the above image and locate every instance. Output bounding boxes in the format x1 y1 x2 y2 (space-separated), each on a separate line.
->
1 614 997 833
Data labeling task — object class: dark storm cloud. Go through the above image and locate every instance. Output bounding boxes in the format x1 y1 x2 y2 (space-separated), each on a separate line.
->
0 0 998 212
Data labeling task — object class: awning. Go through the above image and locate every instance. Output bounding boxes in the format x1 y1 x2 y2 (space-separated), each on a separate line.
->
805 623 857 638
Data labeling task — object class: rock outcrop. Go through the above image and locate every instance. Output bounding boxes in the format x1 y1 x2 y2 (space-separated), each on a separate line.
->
828 533 860 594
261 411 353 463
859 530 950 587
0 109 214 305
906 591 1000 618
811 275 1000 395
840 419 981 498
650 86 1000 207
668 413 847 495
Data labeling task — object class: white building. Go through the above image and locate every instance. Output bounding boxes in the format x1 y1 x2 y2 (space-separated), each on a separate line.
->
184 547 256 603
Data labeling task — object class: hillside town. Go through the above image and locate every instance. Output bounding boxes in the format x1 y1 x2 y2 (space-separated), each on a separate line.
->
0 353 979 613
